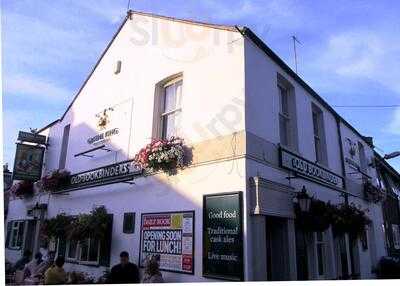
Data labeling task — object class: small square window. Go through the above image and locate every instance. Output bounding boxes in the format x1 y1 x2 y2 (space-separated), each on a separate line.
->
123 213 135 234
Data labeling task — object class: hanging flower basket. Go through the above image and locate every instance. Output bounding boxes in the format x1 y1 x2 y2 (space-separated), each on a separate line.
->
295 190 371 238
41 169 71 192
134 137 186 174
364 181 386 203
295 199 334 232
331 203 371 238
11 180 35 198
67 206 109 241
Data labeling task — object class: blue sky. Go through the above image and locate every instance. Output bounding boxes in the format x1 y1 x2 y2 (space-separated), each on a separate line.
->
2 0 400 171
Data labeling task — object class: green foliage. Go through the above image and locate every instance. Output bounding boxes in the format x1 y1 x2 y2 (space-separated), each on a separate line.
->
331 203 371 237
41 213 73 239
41 206 109 241
295 199 334 232
296 199 371 238
67 206 109 241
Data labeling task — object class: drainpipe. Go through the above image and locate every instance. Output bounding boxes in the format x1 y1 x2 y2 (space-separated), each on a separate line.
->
335 116 349 205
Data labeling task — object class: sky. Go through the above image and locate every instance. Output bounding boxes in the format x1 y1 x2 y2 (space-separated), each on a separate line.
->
1 0 400 172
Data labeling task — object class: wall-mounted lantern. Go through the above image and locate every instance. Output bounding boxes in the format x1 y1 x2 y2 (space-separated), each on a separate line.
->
32 203 47 219
296 186 312 213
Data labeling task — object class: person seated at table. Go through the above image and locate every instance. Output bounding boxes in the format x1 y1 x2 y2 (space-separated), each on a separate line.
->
142 255 164 283
36 251 56 277
44 256 67 285
12 250 32 272
108 251 140 284
24 252 46 284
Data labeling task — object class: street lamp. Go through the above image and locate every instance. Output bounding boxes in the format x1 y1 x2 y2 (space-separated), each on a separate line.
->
32 203 47 219
32 203 47 254
384 151 400 160
296 186 312 213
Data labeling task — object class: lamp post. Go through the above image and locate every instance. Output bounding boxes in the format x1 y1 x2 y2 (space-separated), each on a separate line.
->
294 186 312 279
32 203 47 254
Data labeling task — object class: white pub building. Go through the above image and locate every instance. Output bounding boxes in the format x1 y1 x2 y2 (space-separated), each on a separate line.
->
6 10 400 282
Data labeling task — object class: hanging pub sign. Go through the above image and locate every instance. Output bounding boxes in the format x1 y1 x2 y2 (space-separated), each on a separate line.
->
280 147 344 189
64 160 143 191
203 192 244 281
13 143 45 181
140 211 195 274
17 131 47 145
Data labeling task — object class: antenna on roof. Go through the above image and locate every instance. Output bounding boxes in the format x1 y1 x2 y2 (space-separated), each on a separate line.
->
292 35 301 74
127 0 132 12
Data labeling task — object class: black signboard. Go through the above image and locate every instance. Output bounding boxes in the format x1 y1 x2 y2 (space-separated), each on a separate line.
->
203 192 244 281
280 147 344 190
13 143 45 181
62 160 143 192
18 131 47 145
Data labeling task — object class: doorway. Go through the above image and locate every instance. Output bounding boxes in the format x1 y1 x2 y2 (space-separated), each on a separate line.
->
295 225 309 280
265 216 290 281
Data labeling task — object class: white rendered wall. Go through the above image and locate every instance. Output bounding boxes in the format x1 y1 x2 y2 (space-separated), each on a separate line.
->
41 14 245 175
243 36 386 279
7 14 248 282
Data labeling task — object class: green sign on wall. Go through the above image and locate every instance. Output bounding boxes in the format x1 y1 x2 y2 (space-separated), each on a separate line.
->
203 192 244 281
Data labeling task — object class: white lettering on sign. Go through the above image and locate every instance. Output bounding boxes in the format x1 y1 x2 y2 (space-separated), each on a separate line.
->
70 160 142 186
280 148 344 189
142 230 183 255
208 210 237 219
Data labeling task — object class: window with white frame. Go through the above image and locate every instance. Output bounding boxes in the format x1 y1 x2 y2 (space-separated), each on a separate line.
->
66 240 78 260
279 85 290 147
278 75 297 150
160 78 182 139
9 221 25 249
65 238 100 264
392 224 400 250
314 231 327 278
312 104 327 165
358 142 368 173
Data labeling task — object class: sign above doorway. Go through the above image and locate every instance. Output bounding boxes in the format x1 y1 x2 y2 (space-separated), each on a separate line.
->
280 148 344 190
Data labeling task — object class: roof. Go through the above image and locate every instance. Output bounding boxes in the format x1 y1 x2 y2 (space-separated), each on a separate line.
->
131 10 238 32
375 151 400 180
236 27 374 147
40 10 237 130
39 10 377 150
37 119 60 134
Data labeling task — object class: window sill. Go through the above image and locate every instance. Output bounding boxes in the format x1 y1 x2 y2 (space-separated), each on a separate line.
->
314 160 329 169
279 144 301 157
65 259 100 268
7 246 22 251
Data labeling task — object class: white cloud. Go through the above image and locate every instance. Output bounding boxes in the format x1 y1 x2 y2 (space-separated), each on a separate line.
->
2 12 105 71
4 74 71 101
388 108 400 135
313 29 400 94
202 0 301 28
203 0 258 20
76 0 126 24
